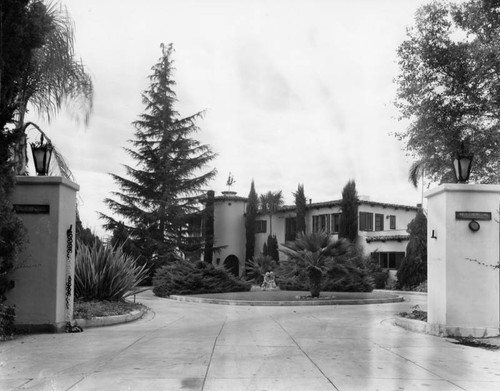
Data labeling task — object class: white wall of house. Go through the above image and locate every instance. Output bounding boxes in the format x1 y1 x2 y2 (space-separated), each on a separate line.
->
210 190 419 283
254 200 418 270
213 191 247 276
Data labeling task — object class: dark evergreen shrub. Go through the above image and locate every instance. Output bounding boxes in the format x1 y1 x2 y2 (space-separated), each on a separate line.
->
267 235 279 264
153 261 251 297
277 265 374 293
322 263 374 292
0 304 15 340
371 271 389 289
397 209 427 289
277 274 309 291
321 244 374 292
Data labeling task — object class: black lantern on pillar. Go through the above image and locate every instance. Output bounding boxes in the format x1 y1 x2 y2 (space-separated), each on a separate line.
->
452 142 473 183
30 134 53 176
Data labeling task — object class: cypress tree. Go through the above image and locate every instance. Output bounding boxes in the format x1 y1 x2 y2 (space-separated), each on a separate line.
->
245 181 258 263
339 180 359 243
268 234 279 264
396 209 427 288
101 43 216 275
294 183 306 235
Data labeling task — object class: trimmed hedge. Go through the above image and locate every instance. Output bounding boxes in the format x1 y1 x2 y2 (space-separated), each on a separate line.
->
153 261 251 297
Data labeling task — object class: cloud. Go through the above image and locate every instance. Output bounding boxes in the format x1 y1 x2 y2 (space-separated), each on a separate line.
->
23 0 429 236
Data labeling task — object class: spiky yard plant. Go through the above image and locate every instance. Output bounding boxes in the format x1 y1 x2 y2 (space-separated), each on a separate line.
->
74 240 149 301
279 231 349 298
245 254 276 285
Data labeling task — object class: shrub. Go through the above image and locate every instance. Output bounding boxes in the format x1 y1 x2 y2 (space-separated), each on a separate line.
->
276 273 308 291
322 263 374 292
397 209 427 289
321 244 374 292
74 240 149 301
245 254 276 285
277 264 374 293
414 280 427 292
153 260 251 297
371 271 389 289
279 232 349 297
277 234 374 293
0 303 15 340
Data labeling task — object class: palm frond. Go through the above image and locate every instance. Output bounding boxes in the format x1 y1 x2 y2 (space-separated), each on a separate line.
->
19 2 93 125
408 160 425 188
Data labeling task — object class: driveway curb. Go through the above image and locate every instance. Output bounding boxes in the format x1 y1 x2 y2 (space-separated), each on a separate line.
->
74 308 146 329
169 295 404 306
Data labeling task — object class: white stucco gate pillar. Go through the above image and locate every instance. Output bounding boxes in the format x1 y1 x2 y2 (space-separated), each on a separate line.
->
425 184 500 337
6 176 79 332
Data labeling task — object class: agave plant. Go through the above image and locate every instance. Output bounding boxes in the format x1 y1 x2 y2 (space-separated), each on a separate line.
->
279 231 349 297
74 240 149 301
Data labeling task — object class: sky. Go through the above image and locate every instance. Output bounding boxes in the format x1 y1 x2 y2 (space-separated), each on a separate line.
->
29 0 434 238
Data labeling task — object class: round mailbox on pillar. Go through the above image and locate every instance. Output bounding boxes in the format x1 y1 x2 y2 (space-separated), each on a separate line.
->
468 220 480 232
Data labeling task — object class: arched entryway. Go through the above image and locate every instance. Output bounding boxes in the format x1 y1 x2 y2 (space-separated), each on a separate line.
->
224 255 239 277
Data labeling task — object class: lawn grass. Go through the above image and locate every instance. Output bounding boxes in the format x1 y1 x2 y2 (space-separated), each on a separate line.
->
74 300 145 320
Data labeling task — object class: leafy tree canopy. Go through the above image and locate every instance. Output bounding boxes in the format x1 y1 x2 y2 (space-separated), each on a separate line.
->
395 0 500 185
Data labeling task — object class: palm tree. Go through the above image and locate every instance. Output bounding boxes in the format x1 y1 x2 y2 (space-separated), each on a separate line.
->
12 2 93 175
259 190 283 236
408 160 426 205
280 231 349 298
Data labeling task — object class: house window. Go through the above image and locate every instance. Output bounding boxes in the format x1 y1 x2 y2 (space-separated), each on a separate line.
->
285 217 296 241
371 252 405 269
332 213 341 233
389 215 396 230
375 214 384 231
359 212 373 231
313 214 330 233
255 220 267 233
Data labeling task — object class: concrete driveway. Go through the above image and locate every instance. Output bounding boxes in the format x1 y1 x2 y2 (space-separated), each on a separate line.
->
1 291 499 390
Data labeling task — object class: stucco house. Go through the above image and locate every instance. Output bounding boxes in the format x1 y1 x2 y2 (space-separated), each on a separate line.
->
205 190 419 279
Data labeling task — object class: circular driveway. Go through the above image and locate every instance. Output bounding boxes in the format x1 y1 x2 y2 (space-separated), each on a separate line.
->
1 290 499 390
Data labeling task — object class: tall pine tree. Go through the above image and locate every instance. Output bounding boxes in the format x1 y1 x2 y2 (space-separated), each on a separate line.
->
339 180 358 243
245 180 258 263
101 43 216 275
